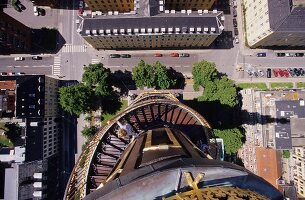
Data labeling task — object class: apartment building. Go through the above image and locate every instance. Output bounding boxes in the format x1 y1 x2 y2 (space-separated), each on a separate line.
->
79 0 224 49
84 0 134 12
243 0 305 48
293 147 305 198
165 0 215 10
0 12 31 54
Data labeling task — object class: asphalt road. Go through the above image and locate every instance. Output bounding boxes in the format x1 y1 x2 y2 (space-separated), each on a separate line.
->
0 56 53 75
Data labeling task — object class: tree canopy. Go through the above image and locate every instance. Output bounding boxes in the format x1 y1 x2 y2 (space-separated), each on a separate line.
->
81 126 97 138
199 76 238 107
214 128 244 155
82 63 112 96
132 60 176 89
192 60 218 90
59 84 93 116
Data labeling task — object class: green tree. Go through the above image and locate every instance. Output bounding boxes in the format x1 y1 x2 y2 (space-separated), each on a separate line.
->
215 76 238 107
132 60 156 89
214 128 244 155
81 126 96 138
199 76 238 107
192 61 218 90
59 84 93 116
82 63 112 96
154 61 176 89
282 150 290 158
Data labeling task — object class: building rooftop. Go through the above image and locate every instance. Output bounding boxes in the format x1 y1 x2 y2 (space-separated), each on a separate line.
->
0 75 45 118
290 118 305 147
255 147 282 191
79 0 224 36
274 100 305 149
25 118 44 162
268 0 305 32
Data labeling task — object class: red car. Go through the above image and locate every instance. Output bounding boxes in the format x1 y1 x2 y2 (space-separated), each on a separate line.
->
272 69 279 77
170 53 179 57
78 0 84 15
154 53 162 57
278 69 285 77
282 69 289 77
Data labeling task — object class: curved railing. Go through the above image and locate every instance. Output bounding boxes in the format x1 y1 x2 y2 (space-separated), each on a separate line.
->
64 92 215 200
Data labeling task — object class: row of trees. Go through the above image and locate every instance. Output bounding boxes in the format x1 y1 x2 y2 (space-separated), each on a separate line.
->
132 60 176 89
192 60 243 155
59 63 112 117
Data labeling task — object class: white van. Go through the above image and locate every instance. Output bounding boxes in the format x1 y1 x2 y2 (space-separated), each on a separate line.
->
34 6 39 16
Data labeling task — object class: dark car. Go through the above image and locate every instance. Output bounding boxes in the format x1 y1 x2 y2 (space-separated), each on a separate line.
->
0 72 8 76
120 54 131 58
233 19 238 27
234 28 239 36
276 53 285 57
299 68 305 76
179 53 190 57
288 68 295 76
109 54 120 58
32 56 42 60
257 52 266 57
294 68 300 76
295 53 304 57
233 8 237 17
267 68 271 78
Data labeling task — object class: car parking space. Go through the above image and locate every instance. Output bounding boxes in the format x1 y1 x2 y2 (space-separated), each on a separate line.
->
243 66 305 79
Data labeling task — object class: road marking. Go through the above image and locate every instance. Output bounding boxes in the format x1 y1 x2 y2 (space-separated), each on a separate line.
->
91 58 100 64
61 44 87 53
7 66 13 68
15 66 21 68
53 56 61 76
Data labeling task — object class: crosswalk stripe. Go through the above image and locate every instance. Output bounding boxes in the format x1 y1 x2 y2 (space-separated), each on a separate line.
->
61 44 87 53
91 58 100 64
53 56 61 76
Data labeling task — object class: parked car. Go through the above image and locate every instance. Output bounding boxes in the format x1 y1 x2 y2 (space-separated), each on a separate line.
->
295 53 304 57
17 72 25 75
283 69 289 77
39 8 46 16
154 53 162 57
32 56 42 60
170 53 179 57
256 52 266 57
258 70 264 77
234 36 239 44
0 72 8 76
14 57 24 61
288 68 295 76
299 68 305 76
8 72 16 76
272 69 279 77
232 8 237 17
109 54 120 58
34 6 39 16
294 68 300 76
254 71 259 77
276 53 285 57
79 1 84 15
267 68 271 78
179 53 190 57
285 53 296 57
233 19 238 27
234 28 239 36
120 54 131 58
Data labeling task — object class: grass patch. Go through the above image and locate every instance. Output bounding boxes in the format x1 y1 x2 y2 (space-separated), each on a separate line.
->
282 150 290 159
237 83 268 90
271 82 293 89
297 82 305 88
101 100 128 125
0 135 13 147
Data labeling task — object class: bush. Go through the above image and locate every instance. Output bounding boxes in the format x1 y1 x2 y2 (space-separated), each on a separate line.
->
282 150 290 158
237 83 268 90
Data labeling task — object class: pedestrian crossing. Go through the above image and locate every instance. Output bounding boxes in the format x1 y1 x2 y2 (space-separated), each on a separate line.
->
53 56 61 76
91 58 101 64
62 44 87 53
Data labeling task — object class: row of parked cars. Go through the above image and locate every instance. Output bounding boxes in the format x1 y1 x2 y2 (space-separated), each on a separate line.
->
256 52 304 57
14 56 42 61
272 68 305 77
109 53 190 58
0 72 25 76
